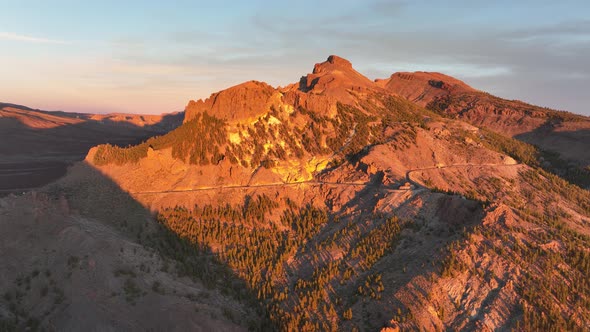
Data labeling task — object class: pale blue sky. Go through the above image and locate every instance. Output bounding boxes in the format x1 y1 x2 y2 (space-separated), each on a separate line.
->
1 0 589 115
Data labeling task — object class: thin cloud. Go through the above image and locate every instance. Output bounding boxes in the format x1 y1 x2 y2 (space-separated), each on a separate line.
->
0 32 68 44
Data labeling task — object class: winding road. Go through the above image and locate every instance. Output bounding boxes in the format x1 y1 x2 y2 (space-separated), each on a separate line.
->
131 180 376 195
129 162 521 195
405 162 521 187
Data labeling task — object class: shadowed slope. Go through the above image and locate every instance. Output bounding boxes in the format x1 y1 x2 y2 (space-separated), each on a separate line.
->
0 162 264 331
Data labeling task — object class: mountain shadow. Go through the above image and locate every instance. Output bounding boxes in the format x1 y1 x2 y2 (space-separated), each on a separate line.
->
515 127 590 189
0 161 266 331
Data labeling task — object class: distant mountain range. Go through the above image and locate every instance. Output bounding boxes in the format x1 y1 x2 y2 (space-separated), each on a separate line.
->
0 103 183 194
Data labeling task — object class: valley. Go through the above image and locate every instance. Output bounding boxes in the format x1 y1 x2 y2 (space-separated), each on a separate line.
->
0 103 183 195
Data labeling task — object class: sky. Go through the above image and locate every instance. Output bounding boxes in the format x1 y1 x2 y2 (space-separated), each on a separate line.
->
1 0 589 115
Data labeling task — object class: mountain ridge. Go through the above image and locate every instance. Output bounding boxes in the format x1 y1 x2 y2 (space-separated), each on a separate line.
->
181 55 590 188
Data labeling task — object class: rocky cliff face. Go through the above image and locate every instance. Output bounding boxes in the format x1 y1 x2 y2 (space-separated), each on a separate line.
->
184 80 276 123
184 55 383 123
282 55 379 117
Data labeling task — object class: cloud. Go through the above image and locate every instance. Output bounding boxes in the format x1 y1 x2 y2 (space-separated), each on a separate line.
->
0 32 68 44
503 19 590 42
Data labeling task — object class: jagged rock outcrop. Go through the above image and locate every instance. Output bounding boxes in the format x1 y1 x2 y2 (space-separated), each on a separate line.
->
184 80 276 123
185 55 382 122
282 55 378 116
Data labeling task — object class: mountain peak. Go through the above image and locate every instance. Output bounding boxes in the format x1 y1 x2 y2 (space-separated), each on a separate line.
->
278 55 377 116
375 71 476 107
298 55 374 93
312 55 353 74
184 80 276 123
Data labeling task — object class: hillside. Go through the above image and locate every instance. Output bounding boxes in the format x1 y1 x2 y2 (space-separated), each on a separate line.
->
377 73 590 187
1 56 589 331
0 103 183 195
0 172 257 331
